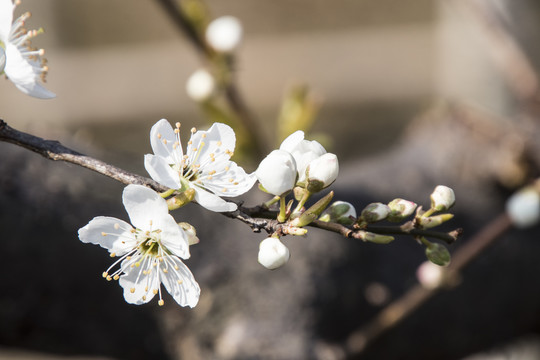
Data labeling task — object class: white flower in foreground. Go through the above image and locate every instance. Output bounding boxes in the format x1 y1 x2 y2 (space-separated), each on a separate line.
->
0 0 55 98
258 237 290 270
279 130 326 184
506 187 540 228
78 184 200 308
205 16 243 53
255 149 297 196
144 119 256 212
430 185 455 211
186 68 215 102
306 153 339 192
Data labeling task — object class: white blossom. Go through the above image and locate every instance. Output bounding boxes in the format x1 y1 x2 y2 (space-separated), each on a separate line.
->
78 185 200 307
255 149 297 196
430 185 455 211
279 130 326 183
306 153 339 190
506 187 540 228
144 119 256 212
258 237 290 270
205 16 243 53
0 0 55 98
186 68 215 102
361 202 390 223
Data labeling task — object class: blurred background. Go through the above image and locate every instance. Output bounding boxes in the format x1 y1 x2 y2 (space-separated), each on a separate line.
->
2 0 540 359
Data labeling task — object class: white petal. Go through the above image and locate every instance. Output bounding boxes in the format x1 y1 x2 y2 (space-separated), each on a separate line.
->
78 216 136 255
149 119 184 164
187 123 236 168
144 154 182 190
157 216 191 259
255 149 297 196
119 259 159 305
122 184 169 230
0 0 14 41
193 186 237 212
279 130 304 153
200 161 256 197
162 257 201 308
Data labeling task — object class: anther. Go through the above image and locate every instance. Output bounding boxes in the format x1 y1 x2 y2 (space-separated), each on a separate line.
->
142 295 147 301
175 122 181 129
177 279 183 284
174 129 180 134
113 275 120 281
229 178 234 182
153 289 159 295
130 288 136 293
106 275 112 281
114 223 120 230
163 268 168 273
191 127 196 133
157 133 162 139
209 170 216 175
110 252 116 257
158 300 165 306
101 232 107 236
162 139 167 145
217 141 222 146
202 133 207 138
102 272 108 278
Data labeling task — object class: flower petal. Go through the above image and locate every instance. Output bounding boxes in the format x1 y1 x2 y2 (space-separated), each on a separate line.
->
161 257 200 308
149 119 183 165
157 215 191 260
0 0 14 41
78 216 136 255
199 161 256 197
119 258 160 305
122 184 169 230
144 154 181 190
193 186 237 212
187 123 236 168
279 130 304 153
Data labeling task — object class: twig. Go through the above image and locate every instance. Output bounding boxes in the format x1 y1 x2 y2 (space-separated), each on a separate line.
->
343 213 512 357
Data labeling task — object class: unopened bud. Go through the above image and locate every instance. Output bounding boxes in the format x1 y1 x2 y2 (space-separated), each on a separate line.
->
258 237 290 270
319 201 357 225
0 46 5 74
418 213 454 229
506 187 540 228
425 243 451 267
430 185 455 211
387 198 417 222
186 68 215 102
255 149 297 196
361 202 390 223
306 153 339 193
178 222 199 245
291 191 334 227
359 231 394 244
205 16 243 53
167 188 196 210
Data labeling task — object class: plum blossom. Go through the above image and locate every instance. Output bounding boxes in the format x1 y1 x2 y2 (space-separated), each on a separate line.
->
78 184 200 308
279 130 326 184
205 16 243 53
255 149 297 196
144 119 256 212
258 237 290 270
0 0 55 98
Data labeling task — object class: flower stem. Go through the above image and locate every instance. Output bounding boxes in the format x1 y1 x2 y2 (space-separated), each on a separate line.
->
264 195 280 209
159 188 175 198
277 195 287 223
292 189 312 217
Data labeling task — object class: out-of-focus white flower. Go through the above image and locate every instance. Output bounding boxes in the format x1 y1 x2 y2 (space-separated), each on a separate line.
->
186 68 215 102
0 0 55 98
255 149 297 196
258 237 290 270
78 185 200 307
361 202 390 223
144 119 256 212
205 16 243 53
279 130 326 183
506 187 540 228
416 261 445 289
430 185 455 211
306 153 339 192
319 200 357 225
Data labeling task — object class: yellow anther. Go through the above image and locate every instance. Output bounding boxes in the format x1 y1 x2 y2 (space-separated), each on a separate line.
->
101 232 107 236
234 182 239 185
175 122 181 129
162 139 167 145
153 289 158 295
174 128 180 134
153 263 157 267
135 262 141 267
130 229 136 233
106 275 112 281
209 170 216 175
157 133 162 139
174 265 179 270
225 166 230 171
217 141 222 146
207 176 213 180
211 158 215 162
177 279 183 284
163 268 168 273
130 288 136 294
110 252 116 257
126 256 132 260
188 141 192 145
200 142 205 147
145 286 148 292
145 231 150 236
149 220 153 226
159 258 164 262
158 300 165 306
173 142 179 149
114 223 120 230
222 188 228 192
113 275 120 280
142 295 147 301
202 133 207 138
229 178 234 182
102 272 108 278
192 147 197 152
191 127 196 133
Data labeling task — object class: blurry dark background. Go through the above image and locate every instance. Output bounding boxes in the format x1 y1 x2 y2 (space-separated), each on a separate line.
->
2 0 540 359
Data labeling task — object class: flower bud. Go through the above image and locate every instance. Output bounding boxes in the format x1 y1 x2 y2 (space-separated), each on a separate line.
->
178 222 199 245
258 237 290 270
506 187 540 228
387 198 417 222
425 243 451 267
186 68 215 102
0 46 5 74
280 131 327 184
359 231 394 244
430 185 455 211
306 153 339 192
319 201 357 225
361 202 390 223
205 16 243 53
416 261 445 289
255 149 297 196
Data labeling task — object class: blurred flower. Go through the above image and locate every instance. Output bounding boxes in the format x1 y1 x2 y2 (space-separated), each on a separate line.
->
506 187 540 228
144 119 256 212
205 16 243 53
78 185 200 307
430 185 455 211
0 0 55 98
279 130 326 183
186 68 215 102
258 236 290 270
416 261 445 289
255 149 297 196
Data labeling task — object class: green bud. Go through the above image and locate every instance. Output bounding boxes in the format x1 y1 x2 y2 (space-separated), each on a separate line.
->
359 231 395 244
319 201 357 225
361 203 390 223
167 188 196 210
425 243 451 267
418 214 454 229
387 198 417 222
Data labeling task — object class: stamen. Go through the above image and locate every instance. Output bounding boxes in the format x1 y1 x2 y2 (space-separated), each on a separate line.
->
162 139 167 145
158 300 165 306
157 133 162 139
176 122 181 129
191 127 196 133
101 232 107 236
130 288 136 293
217 141 222 146
114 223 120 230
